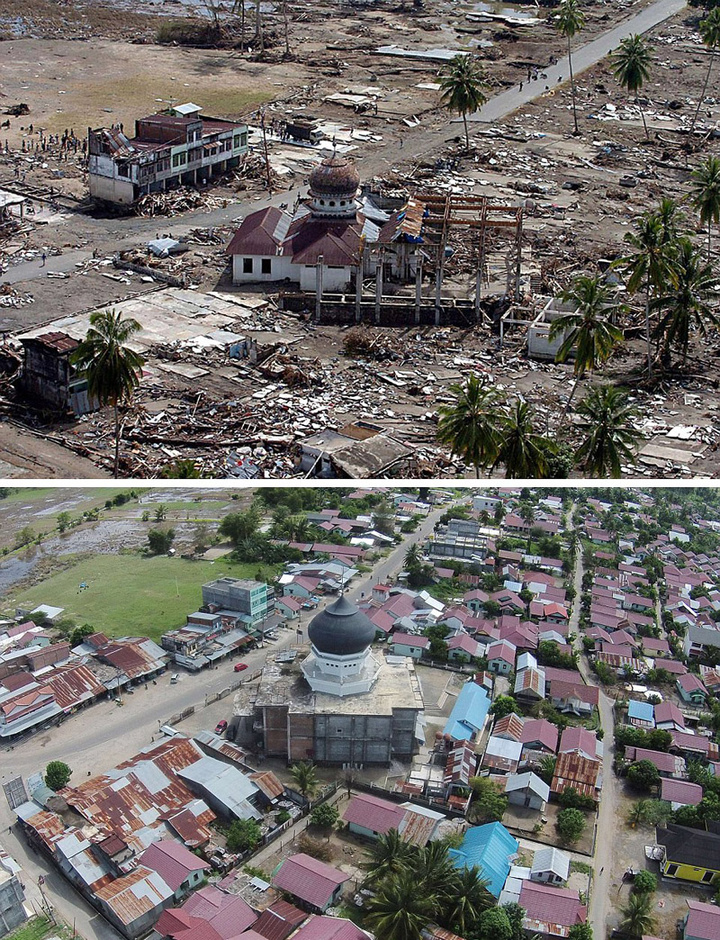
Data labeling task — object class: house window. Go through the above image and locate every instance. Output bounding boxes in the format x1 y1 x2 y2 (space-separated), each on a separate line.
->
261 259 272 275
702 871 715 883
243 258 253 274
665 864 678 876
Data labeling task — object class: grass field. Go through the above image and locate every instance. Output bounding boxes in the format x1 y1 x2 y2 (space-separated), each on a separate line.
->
7 554 277 641
7 917 73 940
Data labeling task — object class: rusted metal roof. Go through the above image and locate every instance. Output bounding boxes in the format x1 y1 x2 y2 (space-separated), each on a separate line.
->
249 771 285 802
21 332 79 354
44 662 106 711
550 751 600 800
95 865 174 926
253 900 307 940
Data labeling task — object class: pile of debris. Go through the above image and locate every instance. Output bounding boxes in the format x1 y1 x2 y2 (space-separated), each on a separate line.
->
342 327 404 360
135 188 229 218
0 284 33 308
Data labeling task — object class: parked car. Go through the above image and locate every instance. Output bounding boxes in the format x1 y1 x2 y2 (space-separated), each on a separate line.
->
234 662 248 673
215 720 228 735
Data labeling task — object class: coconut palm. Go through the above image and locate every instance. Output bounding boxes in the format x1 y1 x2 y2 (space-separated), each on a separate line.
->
690 154 720 260
494 400 554 479
71 309 144 477
654 196 684 244
610 34 653 139
619 211 676 374
405 543 422 568
365 870 439 940
691 8 720 135
653 236 719 365
620 891 657 938
446 865 494 937
437 375 501 476
412 841 457 899
362 829 414 885
439 54 488 149
550 274 625 413
289 761 319 799
555 0 585 135
574 385 640 478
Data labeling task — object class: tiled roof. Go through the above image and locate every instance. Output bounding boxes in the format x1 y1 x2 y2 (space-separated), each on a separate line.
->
343 793 405 834
519 881 586 932
252 900 307 940
660 778 703 806
521 718 559 753
293 915 370 940
141 840 209 892
685 900 720 940
624 746 684 774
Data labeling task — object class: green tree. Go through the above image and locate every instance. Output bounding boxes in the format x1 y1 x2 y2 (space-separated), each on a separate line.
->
57 511 72 533
632 870 657 893
226 818 262 852
219 505 263 545
627 759 661 792
469 777 509 824
446 866 493 936
555 0 585 135
611 35 653 139
620 891 657 939
494 400 553 479
568 925 594 940
365 870 438 940
160 458 201 478
501 902 527 940
71 309 144 476
620 210 675 374
537 755 557 784
362 829 414 885
412 841 456 898
490 695 518 719
439 54 488 149
691 154 720 260
550 275 625 414
574 385 639 478
437 376 501 476
310 802 339 829
289 760 319 799
45 761 72 790
477 907 513 940
147 528 175 555
691 8 720 135
69 623 95 647
653 236 719 365
556 807 586 843
154 504 168 522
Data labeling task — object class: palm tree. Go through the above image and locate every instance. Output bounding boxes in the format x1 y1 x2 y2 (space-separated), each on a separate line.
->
690 154 720 260
71 309 144 477
537 755 557 784
619 211 675 374
494 400 553 479
653 236 719 365
555 0 585 135
691 8 720 135
550 274 625 413
437 375 501 476
365 870 439 940
405 543 421 568
446 865 493 937
574 385 640 478
289 761 319 799
654 196 684 244
439 54 488 149
362 829 414 886
620 891 657 938
412 841 457 896
610 35 653 139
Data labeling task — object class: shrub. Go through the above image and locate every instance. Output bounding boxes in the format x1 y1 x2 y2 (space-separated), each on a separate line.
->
557 807 586 843
632 870 657 894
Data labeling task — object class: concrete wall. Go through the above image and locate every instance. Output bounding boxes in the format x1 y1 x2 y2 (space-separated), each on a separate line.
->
0 872 27 938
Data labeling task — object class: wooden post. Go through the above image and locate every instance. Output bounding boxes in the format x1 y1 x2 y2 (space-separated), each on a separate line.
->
414 256 423 325
375 250 383 325
434 256 443 326
356 238 365 323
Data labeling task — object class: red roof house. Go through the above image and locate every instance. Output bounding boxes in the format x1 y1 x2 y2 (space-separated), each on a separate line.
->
272 854 349 912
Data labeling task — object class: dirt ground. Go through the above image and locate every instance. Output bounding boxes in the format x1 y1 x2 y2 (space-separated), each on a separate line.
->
0 0 719 478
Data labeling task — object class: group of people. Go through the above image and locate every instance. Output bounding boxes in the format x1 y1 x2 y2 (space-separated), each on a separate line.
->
20 127 86 156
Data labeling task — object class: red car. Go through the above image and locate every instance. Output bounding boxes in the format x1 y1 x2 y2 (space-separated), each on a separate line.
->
214 720 228 735
234 662 248 673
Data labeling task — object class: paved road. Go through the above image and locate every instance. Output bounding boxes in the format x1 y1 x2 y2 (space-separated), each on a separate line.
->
470 0 688 124
2 251 94 285
0 504 446 940
567 514 618 939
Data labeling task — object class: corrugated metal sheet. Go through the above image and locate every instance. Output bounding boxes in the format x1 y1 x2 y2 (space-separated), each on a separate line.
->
95 865 173 926
550 751 600 800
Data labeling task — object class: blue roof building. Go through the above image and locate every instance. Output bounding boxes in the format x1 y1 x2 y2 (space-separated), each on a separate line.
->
443 681 491 741
449 822 519 897
628 699 655 727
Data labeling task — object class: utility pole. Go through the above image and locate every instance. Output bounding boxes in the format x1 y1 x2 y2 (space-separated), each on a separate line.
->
260 110 272 195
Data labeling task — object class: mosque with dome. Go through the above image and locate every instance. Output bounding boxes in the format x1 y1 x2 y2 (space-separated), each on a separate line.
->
231 594 425 766
226 153 423 293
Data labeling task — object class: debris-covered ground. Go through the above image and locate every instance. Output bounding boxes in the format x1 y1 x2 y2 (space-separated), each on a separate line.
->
0 0 718 477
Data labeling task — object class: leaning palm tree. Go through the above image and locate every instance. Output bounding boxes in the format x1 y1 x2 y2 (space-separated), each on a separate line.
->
71 309 144 477
289 761 319 799
574 385 640 478
437 375 501 477
446 865 494 937
494 400 554 479
620 890 657 939
362 829 414 886
555 0 585 135
690 154 720 260
691 8 720 135
550 274 625 414
365 870 439 940
610 34 653 139
654 196 684 244
653 236 719 365
439 54 488 149
619 211 675 374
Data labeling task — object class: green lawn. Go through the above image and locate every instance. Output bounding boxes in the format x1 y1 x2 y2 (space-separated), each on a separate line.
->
6 916 73 940
7 554 277 642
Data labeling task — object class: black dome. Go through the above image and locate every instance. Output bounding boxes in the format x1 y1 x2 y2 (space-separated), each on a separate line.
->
308 596 376 656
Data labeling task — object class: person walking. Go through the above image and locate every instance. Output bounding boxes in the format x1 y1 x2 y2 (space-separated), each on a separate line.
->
41 251 46 266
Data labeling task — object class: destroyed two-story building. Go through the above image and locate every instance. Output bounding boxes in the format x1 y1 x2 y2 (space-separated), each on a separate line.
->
88 103 248 206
